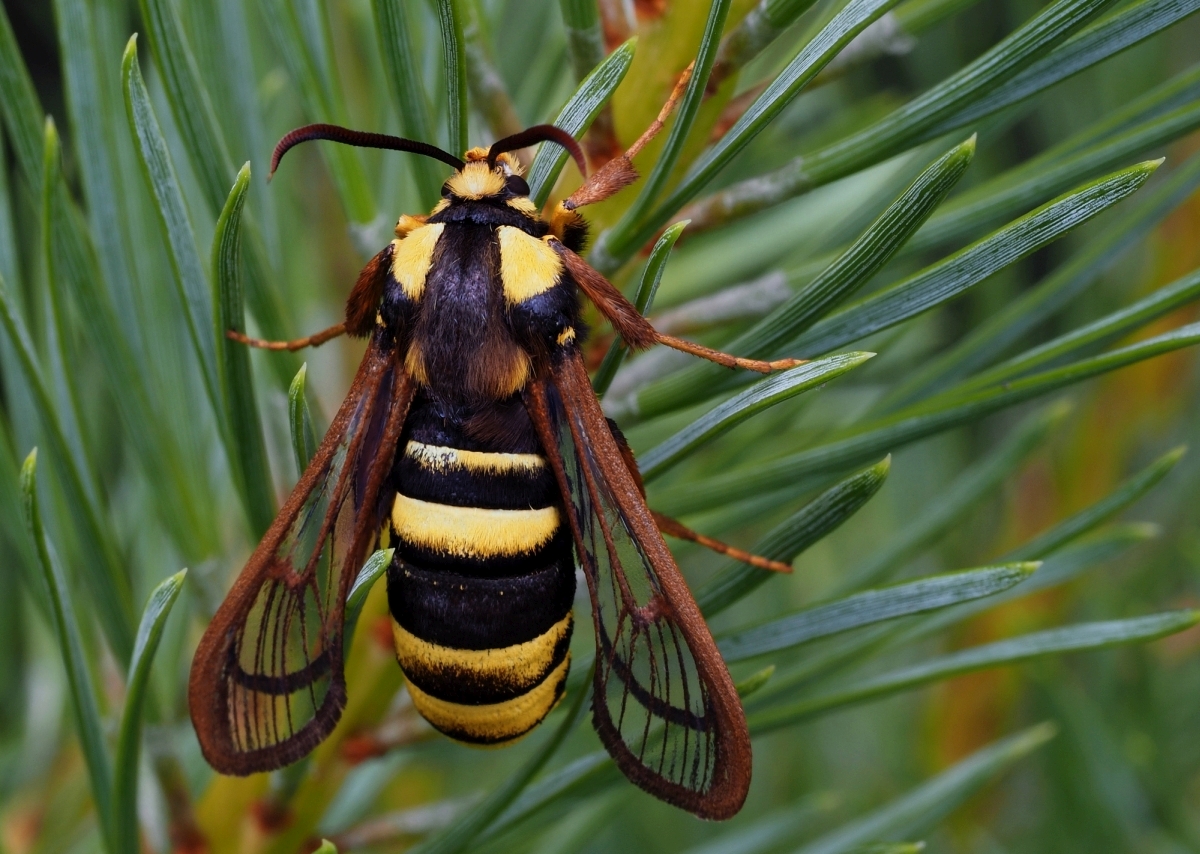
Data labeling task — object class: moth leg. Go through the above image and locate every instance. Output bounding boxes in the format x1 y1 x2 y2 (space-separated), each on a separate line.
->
605 416 792 574
652 512 793 574
563 61 694 210
552 65 803 373
227 322 347 351
225 242 394 352
652 333 805 374
554 241 804 374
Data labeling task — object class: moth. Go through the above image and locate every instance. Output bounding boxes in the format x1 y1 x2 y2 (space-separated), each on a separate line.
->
189 110 799 820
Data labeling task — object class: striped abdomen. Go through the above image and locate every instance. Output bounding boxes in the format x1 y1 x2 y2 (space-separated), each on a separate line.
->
385 396 575 745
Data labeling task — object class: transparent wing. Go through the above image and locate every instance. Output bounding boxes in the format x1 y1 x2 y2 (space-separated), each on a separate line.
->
189 336 413 775
526 351 751 819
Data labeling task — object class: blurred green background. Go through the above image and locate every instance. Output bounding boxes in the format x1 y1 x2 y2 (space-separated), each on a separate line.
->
1 0 1199 851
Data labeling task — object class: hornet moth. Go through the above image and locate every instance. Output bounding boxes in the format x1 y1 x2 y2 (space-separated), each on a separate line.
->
189 92 802 819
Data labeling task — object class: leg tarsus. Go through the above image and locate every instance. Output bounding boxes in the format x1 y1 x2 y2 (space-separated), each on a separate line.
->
655 332 805 374
227 322 347 352
653 511 793 573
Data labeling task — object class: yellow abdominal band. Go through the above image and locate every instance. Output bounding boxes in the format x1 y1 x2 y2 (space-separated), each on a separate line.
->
405 440 545 475
395 616 573 744
391 494 560 559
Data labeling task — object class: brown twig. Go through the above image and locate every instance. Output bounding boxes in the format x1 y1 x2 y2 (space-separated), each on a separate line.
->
326 796 480 851
149 743 210 853
709 82 769 141
597 0 635 51
340 691 436 764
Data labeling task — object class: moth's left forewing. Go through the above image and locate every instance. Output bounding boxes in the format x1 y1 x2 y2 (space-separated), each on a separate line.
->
525 350 751 820
189 337 413 775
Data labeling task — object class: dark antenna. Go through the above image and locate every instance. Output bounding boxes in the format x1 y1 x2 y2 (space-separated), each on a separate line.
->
270 123 465 179
487 125 587 177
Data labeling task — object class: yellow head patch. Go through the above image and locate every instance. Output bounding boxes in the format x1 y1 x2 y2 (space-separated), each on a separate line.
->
445 162 506 200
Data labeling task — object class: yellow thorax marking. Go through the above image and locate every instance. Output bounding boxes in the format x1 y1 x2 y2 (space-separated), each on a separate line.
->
507 196 539 216
548 200 583 241
405 441 545 474
394 214 426 238
391 494 559 558
391 223 444 301
404 655 570 744
556 327 576 346
498 227 562 304
391 613 571 685
446 162 505 199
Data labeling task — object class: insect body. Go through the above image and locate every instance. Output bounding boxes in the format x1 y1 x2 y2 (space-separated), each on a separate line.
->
383 188 579 744
190 123 799 819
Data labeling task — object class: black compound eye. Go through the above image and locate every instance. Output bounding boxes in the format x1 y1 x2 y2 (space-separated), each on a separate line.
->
505 174 530 197
441 181 453 198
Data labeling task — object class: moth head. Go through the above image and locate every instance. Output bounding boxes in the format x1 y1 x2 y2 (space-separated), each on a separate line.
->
444 149 529 202
442 126 587 205
268 122 585 211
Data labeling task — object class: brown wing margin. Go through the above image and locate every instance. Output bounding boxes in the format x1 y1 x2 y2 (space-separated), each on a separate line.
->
189 333 414 776
525 350 751 819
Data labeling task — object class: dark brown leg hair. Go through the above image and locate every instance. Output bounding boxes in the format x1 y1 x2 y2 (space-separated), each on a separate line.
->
653 512 793 574
227 322 347 352
565 61 695 210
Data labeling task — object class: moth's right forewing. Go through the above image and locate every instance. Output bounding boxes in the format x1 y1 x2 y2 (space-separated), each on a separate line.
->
189 336 412 776
525 352 752 820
